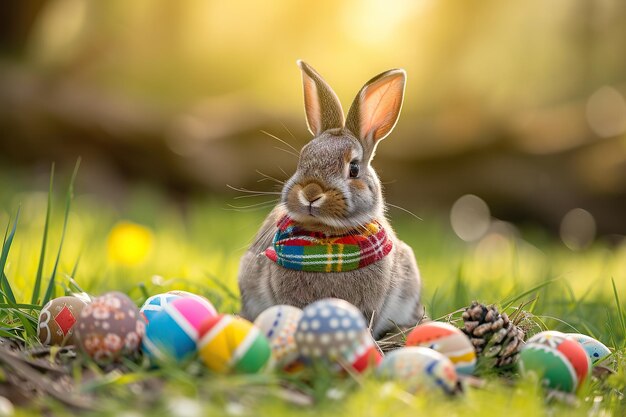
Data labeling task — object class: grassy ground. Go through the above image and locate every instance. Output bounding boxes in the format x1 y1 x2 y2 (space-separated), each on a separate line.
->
0 167 625 416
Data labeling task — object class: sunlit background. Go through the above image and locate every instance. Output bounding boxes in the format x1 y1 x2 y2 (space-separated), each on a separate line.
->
1 5 626 415
1 0 625 273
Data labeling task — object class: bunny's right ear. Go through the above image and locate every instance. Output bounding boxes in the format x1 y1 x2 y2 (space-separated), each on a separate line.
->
345 69 406 162
297 60 345 136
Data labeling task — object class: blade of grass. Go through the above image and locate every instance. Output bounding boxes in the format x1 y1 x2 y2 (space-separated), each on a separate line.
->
43 158 80 305
611 277 625 347
0 328 25 342
0 287 37 338
0 208 20 304
32 163 55 304
0 303 42 310
428 286 440 320
205 271 239 302
452 262 469 310
70 250 81 279
501 277 559 310
66 276 86 294
605 309 619 349
138 283 150 300
534 315 581 333
527 296 539 313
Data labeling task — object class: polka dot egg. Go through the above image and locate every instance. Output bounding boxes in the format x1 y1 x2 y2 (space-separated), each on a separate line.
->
406 321 476 375
520 330 591 392
254 305 303 368
75 291 145 364
377 346 460 395
38 296 88 346
295 298 381 372
197 315 272 374
565 333 611 364
142 297 217 363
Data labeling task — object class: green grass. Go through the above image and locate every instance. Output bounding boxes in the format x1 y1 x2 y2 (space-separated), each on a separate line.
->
0 168 625 416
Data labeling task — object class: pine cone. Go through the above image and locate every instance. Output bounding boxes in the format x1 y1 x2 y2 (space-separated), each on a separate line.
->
461 301 526 368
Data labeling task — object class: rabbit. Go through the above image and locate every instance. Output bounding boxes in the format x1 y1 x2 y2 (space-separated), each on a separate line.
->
237 60 422 339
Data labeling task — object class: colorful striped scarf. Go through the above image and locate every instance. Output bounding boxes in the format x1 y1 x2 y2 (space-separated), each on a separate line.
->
265 215 393 272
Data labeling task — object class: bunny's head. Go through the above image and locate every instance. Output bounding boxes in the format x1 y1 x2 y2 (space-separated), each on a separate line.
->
281 60 406 233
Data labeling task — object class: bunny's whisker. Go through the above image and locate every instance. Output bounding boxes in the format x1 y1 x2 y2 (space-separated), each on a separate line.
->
278 166 289 178
227 184 280 195
226 199 280 211
261 130 300 154
255 170 285 185
273 146 300 158
233 193 280 200
279 122 299 143
386 202 423 221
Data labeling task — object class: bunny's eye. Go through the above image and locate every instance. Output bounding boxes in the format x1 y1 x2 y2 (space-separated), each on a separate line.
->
349 160 360 178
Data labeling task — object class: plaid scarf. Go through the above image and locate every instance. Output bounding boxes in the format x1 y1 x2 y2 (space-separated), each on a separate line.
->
265 215 393 272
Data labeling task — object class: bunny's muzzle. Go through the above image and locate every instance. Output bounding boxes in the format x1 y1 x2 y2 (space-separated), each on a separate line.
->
285 180 347 222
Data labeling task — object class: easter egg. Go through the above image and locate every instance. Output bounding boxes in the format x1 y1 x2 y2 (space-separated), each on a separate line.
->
348 332 383 373
75 291 145 364
167 290 217 311
254 305 303 368
378 347 459 395
566 333 611 364
142 297 217 363
38 296 87 346
520 330 591 392
140 293 182 323
168 291 218 316
406 321 476 375
295 298 381 372
197 314 271 374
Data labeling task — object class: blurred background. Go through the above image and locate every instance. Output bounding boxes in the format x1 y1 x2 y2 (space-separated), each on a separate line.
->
1 0 625 245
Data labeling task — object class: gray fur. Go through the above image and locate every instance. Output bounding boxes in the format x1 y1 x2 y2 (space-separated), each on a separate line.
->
237 61 422 339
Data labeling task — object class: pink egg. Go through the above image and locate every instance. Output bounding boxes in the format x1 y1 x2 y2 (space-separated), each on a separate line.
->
143 296 218 362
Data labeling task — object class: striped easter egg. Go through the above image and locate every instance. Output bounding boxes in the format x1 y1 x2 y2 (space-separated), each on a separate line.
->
140 293 182 323
142 297 217 363
406 322 476 375
254 305 303 368
520 331 591 392
295 298 381 373
378 347 460 395
197 315 271 374
167 291 218 316
565 333 611 364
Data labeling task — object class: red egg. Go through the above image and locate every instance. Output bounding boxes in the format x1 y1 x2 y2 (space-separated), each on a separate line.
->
406 321 476 374
525 331 591 390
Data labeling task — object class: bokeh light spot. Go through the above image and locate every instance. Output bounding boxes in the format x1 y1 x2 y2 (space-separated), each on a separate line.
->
560 208 596 251
586 86 626 138
107 221 154 266
450 194 491 242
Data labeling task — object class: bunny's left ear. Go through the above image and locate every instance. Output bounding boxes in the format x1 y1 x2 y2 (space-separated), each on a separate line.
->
345 69 406 161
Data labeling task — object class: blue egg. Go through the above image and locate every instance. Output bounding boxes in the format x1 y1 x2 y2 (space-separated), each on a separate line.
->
140 293 182 323
566 333 611 364
142 298 215 363
294 298 375 370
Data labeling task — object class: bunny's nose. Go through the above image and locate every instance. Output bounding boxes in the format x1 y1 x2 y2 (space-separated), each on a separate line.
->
299 183 326 208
